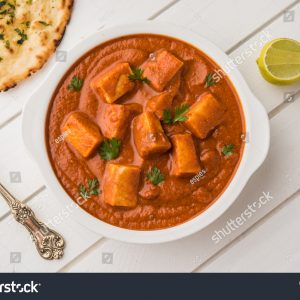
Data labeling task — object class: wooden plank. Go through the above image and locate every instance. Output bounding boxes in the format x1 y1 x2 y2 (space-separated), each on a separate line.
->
0 118 45 217
158 0 297 51
64 95 300 272
0 0 174 126
0 189 101 272
197 191 300 272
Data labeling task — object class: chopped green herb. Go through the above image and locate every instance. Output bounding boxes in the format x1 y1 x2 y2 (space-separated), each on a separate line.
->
0 34 4 40
162 104 189 125
0 1 15 24
147 166 165 185
222 144 235 156
98 138 121 161
7 2 14 9
173 104 189 123
128 67 150 84
26 0 32 4
162 109 172 125
4 39 10 49
0 57 3 62
204 72 217 88
21 21 30 28
78 178 100 200
67 76 84 91
39 21 50 26
15 28 28 45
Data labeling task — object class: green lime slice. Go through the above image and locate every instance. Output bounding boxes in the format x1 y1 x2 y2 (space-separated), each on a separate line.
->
256 38 300 85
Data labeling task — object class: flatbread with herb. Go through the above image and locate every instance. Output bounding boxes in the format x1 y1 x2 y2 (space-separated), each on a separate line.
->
0 0 73 91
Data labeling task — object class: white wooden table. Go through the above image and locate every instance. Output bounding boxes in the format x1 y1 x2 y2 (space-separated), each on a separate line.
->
0 0 300 272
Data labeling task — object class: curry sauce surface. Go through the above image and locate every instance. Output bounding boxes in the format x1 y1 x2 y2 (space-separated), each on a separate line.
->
46 34 245 230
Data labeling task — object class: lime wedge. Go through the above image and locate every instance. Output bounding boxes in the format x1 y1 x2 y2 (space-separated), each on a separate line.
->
256 38 300 85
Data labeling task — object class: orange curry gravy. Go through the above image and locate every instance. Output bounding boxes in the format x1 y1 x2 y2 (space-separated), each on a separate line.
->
46 34 245 230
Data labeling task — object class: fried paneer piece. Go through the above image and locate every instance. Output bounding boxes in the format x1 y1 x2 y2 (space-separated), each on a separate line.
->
91 62 135 103
133 112 171 158
99 104 132 140
62 111 103 158
170 133 201 177
184 93 225 139
143 49 183 91
101 163 141 207
145 92 173 119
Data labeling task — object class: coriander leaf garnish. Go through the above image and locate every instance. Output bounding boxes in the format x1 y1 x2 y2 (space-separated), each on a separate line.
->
0 34 4 40
204 72 217 88
162 104 189 125
0 57 3 62
128 67 150 84
26 0 32 4
67 76 84 91
39 21 50 26
0 1 6 9
222 144 235 156
162 109 172 125
98 138 121 161
15 28 28 45
147 166 165 185
78 178 100 200
173 104 189 123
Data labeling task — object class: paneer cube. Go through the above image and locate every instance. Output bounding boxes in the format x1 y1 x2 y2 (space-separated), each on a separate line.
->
99 104 132 139
63 111 103 158
102 163 141 207
143 49 183 92
170 133 201 177
145 92 173 119
133 112 171 158
90 62 135 103
184 93 225 139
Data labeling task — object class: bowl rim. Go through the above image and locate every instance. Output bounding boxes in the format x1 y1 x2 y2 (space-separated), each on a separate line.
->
22 21 270 244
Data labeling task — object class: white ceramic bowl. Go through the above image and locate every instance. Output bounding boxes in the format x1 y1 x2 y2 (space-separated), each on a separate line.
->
22 22 270 244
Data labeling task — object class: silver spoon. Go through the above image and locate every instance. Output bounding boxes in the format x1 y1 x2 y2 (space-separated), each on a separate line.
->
0 183 65 260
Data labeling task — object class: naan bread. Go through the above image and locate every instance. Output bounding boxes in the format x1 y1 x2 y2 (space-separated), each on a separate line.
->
0 0 73 91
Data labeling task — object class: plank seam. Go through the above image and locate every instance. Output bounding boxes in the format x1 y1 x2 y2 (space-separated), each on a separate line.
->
58 237 107 272
0 185 46 222
148 0 182 20
0 111 22 130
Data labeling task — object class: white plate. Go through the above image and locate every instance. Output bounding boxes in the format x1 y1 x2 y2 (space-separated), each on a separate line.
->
22 21 270 244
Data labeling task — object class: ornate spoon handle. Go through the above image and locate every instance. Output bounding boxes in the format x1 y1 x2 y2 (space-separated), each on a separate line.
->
0 183 65 260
